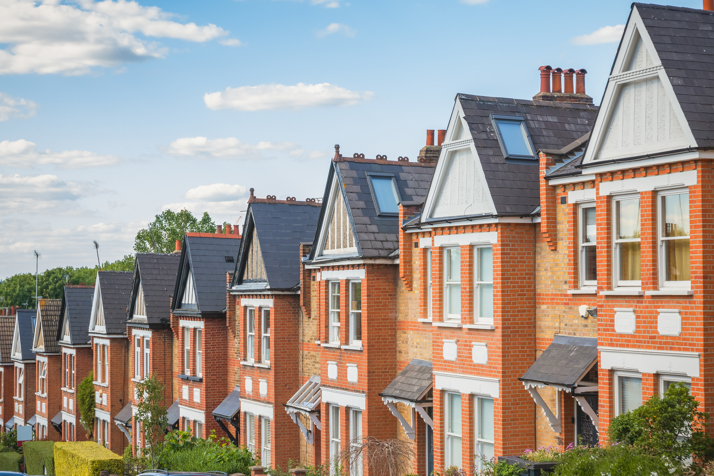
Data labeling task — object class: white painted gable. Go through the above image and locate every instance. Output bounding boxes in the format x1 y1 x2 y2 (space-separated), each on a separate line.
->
89 276 105 334
11 319 21 359
584 8 697 164
32 309 44 351
61 311 71 343
423 101 497 220
134 280 147 317
317 177 358 257
180 269 197 309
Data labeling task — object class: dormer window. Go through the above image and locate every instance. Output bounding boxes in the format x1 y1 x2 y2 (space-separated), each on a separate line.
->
368 175 400 216
492 115 536 161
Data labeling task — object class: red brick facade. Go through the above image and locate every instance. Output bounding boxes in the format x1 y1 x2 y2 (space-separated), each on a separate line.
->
91 336 130 453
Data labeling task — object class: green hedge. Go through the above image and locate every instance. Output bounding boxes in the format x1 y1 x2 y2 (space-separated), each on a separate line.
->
24 441 55 476
54 441 122 476
0 451 23 471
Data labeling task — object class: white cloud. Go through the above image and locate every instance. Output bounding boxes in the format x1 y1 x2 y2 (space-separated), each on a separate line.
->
167 137 300 159
460 0 489 4
0 93 38 121
219 38 243 47
0 174 97 214
572 25 625 46
317 23 356 38
184 183 248 202
0 139 120 168
204 83 373 111
0 0 233 75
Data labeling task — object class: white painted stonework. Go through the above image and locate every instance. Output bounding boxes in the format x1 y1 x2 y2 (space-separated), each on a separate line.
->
431 148 492 218
347 364 358 383
599 170 696 196
182 385 188 400
434 371 499 398
658 310 682 336
568 188 596 204
327 361 338 380
443 340 457 361
245 376 252 395
600 346 700 377
101 394 107 405
193 388 201 403
259 379 268 397
433 232 497 247
472 342 488 365
241 400 274 420
321 387 366 410
614 309 636 334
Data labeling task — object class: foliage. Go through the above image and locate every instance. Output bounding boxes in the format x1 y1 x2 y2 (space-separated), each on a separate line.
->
23 441 55 476
265 460 330 476
551 444 670 476
685 462 714 476
442 466 465 476
1 430 18 452
77 371 95 439
54 441 122 476
0 451 22 471
0 255 135 308
159 430 257 474
133 209 215 254
340 436 413 476
122 445 149 476
609 383 714 467
475 458 525 476
521 445 562 463
134 374 168 468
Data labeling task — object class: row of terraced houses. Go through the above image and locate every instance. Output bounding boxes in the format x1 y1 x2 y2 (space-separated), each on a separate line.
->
1 3 713 474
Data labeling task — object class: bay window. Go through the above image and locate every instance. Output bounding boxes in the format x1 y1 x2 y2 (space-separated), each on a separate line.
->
579 204 597 288
659 191 690 287
261 417 271 467
329 282 341 344
614 196 641 286
184 328 191 375
247 308 255 362
350 409 363 476
349 282 362 346
474 246 493 324
474 397 494 470
444 248 461 321
196 328 202 377
261 309 271 363
616 372 642 416
445 392 462 468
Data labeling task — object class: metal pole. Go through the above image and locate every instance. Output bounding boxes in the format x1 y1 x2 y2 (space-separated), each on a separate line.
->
33 250 39 310
93 241 101 269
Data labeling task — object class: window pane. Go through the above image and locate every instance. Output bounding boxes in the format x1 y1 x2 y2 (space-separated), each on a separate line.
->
663 193 689 237
351 283 361 311
447 249 461 281
449 436 462 468
371 177 399 214
617 199 640 239
619 242 641 281
665 239 690 281
478 247 493 282
478 285 493 318
664 380 691 394
584 246 597 282
478 442 494 463
620 376 642 414
479 398 494 441
447 284 461 315
583 208 597 243
496 120 533 157
331 283 341 309
331 406 340 439
448 393 461 435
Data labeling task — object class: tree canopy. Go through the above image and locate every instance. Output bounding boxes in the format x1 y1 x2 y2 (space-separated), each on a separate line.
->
134 209 216 254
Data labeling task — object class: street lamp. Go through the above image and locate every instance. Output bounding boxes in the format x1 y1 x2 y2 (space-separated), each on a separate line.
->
93 241 101 269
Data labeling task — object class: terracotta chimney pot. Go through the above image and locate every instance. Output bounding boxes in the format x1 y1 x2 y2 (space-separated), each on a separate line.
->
225 224 232 235
438 129 446 146
538 65 553 93
552 68 563 93
705 0 714 11
563 69 575 94
175 240 181 252
426 130 435 146
216 225 223 234
576 69 587 95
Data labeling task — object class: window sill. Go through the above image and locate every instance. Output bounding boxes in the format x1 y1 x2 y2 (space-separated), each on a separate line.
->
320 343 341 349
599 289 644 296
35 392 47 398
61 387 76 393
13 397 22 402
568 289 597 295
254 363 270 369
645 289 693 296
178 375 204 382
130 378 144 383
340 344 363 352
93 382 108 388
418 318 433 324
463 324 496 331
240 361 255 367
432 321 462 328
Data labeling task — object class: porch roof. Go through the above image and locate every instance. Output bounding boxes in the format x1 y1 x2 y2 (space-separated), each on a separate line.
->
380 359 433 403
213 386 241 421
114 403 133 426
520 335 598 388
285 376 321 414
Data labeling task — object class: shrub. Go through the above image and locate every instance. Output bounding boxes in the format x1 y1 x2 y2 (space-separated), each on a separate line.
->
54 441 122 476
521 445 562 462
77 372 95 439
23 441 55 476
159 430 256 474
552 444 670 476
0 451 23 471
1 429 18 452
476 459 523 476
122 445 149 476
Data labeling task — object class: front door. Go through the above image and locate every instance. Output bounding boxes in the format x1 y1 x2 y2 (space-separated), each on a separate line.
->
576 395 599 446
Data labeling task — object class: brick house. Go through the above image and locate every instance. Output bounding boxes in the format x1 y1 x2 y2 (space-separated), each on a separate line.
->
170 228 241 440
228 193 320 469
525 1 714 450
31 299 63 440
88 270 133 454
126 253 180 454
10 309 37 431
293 150 435 475
57 285 95 443
0 309 17 433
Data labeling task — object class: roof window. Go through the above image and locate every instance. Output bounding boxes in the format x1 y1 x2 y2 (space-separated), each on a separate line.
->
492 115 536 161
368 175 400 215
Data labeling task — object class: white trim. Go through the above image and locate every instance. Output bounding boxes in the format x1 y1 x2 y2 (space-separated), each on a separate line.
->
599 170 696 196
61 347 76 356
600 346 700 377
36 355 48 363
659 374 691 396
433 232 497 247
240 298 273 308
568 188 596 204
434 371 499 398
614 370 643 416
657 309 682 336
419 237 433 248
384 401 415 440
178 405 206 423
61 411 76 424
584 151 702 175
93 338 110 346
241 399 274 420
548 174 598 186
88 274 102 333
131 329 152 338
524 385 561 433
320 269 365 281
304 258 395 269
94 408 111 420
179 320 204 329
35 415 47 426
321 387 366 410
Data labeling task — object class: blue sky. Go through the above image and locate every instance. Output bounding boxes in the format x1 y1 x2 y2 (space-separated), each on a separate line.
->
0 0 700 278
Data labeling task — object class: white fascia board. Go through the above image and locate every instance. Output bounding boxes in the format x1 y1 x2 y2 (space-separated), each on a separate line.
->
433 232 497 248
240 298 273 308
585 151 701 176
241 399 274 420
35 415 47 426
599 346 700 377
548 175 597 186
93 338 110 346
131 329 152 338
320 269 365 281
599 169 697 196
95 408 111 421
36 355 48 363
434 371 499 398
179 320 204 329
61 348 76 356
61 411 76 424
305 258 395 269
321 387 367 410
178 405 206 423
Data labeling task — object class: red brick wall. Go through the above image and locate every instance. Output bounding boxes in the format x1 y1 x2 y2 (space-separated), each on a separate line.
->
0 365 13 432
93 336 130 455
36 355 62 441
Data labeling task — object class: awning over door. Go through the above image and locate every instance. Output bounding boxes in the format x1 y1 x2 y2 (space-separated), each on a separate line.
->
519 335 599 434
114 403 133 446
50 412 62 434
213 386 241 421
167 400 180 429
379 359 433 439
4 417 14 431
285 376 321 444
27 415 36 426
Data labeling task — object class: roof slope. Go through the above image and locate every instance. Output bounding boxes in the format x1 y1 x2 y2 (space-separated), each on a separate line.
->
96 271 133 335
380 359 433 402
237 201 320 290
60 286 94 345
635 3 714 148
213 386 241 420
520 335 598 388
0 315 15 363
129 254 181 326
459 95 598 215
176 235 241 313
16 309 36 361
37 299 62 354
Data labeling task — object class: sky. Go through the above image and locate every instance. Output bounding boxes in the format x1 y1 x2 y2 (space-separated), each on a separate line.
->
0 0 701 278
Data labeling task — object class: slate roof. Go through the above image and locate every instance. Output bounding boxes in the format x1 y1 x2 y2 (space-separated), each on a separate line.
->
4 418 14 431
379 359 433 402
0 315 15 363
15 309 36 361
458 95 598 216
633 3 714 148
128 253 181 326
235 201 320 290
213 386 241 420
59 286 94 345
36 299 62 354
115 403 133 426
96 271 133 335
167 400 180 427
545 154 585 179
520 335 598 388
174 235 241 313
310 158 436 260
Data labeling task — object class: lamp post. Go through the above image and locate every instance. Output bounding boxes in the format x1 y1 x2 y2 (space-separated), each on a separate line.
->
33 250 40 310
93 241 101 269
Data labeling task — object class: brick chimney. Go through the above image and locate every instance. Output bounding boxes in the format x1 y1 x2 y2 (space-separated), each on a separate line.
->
705 0 713 10
534 66 593 104
174 240 182 254
417 129 442 163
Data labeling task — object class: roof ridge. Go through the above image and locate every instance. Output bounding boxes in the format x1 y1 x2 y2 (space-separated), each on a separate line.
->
457 93 598 110
633 2 714 16
186 232 242 239
333 153 436 168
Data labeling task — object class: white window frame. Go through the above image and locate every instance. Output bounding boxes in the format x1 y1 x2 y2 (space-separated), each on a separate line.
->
134 336 141 379
195 328 202 378
195 420 203 438
348 281 362 346
329 282 341 344
349 408 363 476
261 417 271 468
261 309 271 364
473 246 493 325
659 374 691 396
15 366 23 400
614 371 643 416
474 396 494 472
444 247 462 321
427 249 433 319
246 308 255 362
329 405 341 474
38 361 47 396
143 337 150 378
184 327 191 375
246 413 255 453
445 392 462 469
658 189 691 289
102 346 107 385
96 344 103 385
613 195 642 288
579 203 597 289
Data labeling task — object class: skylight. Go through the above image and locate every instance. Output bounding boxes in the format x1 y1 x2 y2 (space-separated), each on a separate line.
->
369 176 400 215
492 115 536 160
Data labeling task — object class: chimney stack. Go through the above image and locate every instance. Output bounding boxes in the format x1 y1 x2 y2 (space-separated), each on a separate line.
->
705 0 714 10
534 66 592 104
539 65 552 93
216 225 223 234
175 240 182 254
417 129 442 164
551 68 563 93
426 130 435 146
576 69 587 95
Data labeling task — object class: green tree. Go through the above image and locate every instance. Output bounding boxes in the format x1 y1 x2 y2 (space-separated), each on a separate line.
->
0 273 35 309
78 371 95 438
134 209 215 254
134 375 168 468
